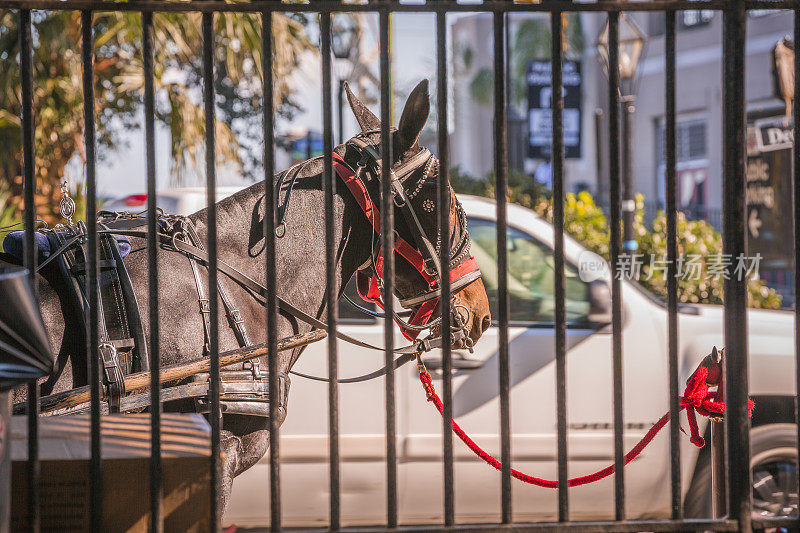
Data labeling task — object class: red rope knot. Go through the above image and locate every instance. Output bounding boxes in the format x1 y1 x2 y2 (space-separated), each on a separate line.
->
680 363 755 448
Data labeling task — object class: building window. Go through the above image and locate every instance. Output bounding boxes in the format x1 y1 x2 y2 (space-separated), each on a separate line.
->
656 119 707 166
656 118 709 209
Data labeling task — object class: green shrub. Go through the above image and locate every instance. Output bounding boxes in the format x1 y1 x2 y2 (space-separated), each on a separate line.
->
533 192 781 309
450 174 782 309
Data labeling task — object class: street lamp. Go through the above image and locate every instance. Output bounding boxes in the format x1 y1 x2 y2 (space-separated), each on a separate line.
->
331 14 358 145
596 13 648 252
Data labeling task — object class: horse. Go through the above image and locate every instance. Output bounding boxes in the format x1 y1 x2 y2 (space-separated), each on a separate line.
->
11 79 491 512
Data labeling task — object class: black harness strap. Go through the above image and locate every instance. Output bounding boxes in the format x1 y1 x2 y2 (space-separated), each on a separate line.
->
103 227 424 356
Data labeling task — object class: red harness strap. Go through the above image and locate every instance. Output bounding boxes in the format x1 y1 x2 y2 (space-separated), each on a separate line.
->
417 359 754 488
332 152 479 341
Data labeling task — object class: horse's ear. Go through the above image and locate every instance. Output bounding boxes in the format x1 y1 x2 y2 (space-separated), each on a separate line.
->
398 79 430 154
344 81 380 132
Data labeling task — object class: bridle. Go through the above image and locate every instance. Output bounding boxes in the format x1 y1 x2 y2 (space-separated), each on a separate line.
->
333 129 482 347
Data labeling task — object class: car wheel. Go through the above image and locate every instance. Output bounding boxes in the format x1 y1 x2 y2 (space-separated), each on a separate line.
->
751 423 798 522
684 423 798 522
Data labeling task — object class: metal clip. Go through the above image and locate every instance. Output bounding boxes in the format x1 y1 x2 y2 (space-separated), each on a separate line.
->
59 180 76 224
415 351 426 374
275 221 287 238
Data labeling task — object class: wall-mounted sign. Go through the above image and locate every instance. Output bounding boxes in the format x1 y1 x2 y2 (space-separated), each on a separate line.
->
752 116 794 153
527 60 582 160
746 114 794 305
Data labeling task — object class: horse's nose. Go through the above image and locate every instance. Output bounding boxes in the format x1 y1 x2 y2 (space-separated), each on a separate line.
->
479 313 491 334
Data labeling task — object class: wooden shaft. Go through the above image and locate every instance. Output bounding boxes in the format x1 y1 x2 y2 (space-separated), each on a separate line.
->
27 330 326 415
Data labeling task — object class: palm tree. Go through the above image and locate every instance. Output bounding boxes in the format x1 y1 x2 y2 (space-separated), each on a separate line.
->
0 10 313 222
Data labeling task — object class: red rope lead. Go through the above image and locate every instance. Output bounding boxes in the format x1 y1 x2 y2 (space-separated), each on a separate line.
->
417 362 753 488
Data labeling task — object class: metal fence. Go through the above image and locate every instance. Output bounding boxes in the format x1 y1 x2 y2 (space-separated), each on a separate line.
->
4 0 800 532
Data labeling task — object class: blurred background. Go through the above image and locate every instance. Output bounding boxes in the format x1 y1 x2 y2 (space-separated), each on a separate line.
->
0 8 795 308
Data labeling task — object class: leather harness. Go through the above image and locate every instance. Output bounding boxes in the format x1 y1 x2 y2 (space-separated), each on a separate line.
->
33 132 483 414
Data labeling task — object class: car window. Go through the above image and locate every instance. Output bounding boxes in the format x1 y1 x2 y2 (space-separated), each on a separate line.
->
467 217 591 325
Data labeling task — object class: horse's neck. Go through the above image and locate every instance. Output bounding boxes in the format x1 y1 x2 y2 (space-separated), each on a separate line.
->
189 180 370 315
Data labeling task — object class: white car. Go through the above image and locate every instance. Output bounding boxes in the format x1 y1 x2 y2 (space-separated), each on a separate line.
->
132 189 796 527
100 186 246 216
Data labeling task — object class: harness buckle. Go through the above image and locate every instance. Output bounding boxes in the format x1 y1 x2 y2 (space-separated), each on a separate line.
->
229 309 245 325
99 342 126 412
199 298 211 314
423 257 439 279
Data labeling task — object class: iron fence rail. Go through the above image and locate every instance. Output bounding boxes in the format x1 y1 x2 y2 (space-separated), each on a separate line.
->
142 9 163 532
5 1 800 11
378 8 398 529
261 9 281 533
17 7 39 533
6 0 799 531
664 8 682 522
494 8 513 526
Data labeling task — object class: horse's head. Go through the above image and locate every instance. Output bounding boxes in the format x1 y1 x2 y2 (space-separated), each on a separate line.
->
340 80 491 349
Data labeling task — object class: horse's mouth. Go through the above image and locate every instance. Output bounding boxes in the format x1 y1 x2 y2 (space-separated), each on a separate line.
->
426 319 472 351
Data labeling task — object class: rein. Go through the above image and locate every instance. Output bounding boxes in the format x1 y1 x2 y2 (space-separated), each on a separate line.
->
415 353 755 487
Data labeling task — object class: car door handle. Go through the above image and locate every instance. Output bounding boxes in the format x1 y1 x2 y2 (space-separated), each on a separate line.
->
421 353 484 371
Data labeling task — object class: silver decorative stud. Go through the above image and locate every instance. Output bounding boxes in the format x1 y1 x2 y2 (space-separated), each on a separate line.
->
422 199 435 213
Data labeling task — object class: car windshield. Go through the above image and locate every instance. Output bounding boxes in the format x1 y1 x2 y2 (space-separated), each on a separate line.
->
467 217 591 325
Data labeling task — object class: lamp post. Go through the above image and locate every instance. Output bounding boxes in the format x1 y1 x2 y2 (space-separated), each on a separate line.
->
331 14 358 145
596 13 648 252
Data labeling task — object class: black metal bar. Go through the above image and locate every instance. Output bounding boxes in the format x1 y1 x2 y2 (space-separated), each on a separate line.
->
18 8 40 532
663 8 681 521
141 9 162 533
493 7 512 526
550 8 569 523
711 369 727 518
378 6 398 529
0 1 774 13
336 518 741 533
261 7 281 531
338 78 345 146
81 9 102 533
606 10 625 522
752 516 800 530
202 12 221 531
319 10 340 530
594 109 605 201
436 9 454 527
18 14 35 288
795 8 800 531
721 1 751 529
621 98 635 250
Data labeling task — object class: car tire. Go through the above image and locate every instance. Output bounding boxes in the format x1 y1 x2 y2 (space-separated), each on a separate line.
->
684 423 798 521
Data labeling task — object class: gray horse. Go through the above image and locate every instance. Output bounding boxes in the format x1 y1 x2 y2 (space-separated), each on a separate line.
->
15 80 491 512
